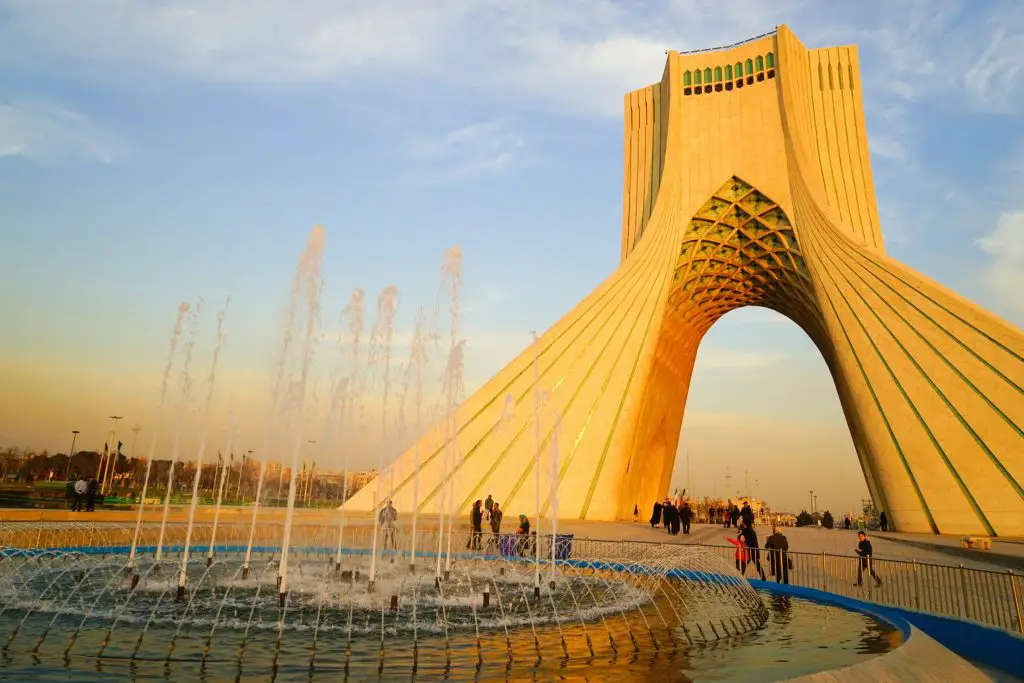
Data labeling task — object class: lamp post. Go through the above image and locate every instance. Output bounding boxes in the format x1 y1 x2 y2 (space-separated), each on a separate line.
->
65 430 80 480
305 441 316 504
104 415 123 494
128 424 141 488
809 490 814 514
245 450 253 500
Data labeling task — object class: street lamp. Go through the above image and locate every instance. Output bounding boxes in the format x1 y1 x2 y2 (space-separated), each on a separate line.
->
65 430 80 480
102 415 123 494
809 490 814 514
305 440 316 503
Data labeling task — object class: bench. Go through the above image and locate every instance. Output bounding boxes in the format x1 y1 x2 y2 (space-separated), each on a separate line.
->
961 536 992 550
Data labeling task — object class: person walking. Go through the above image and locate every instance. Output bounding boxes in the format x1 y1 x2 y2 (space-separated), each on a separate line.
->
680 501 693 535
879 511 888 532
379 499 398 550
855 531 883 587
489 502 503 551
85 476 98 512
73 476 87 512
468 500 484 550
739 522 767 580
740 502 754 528
764 526 790 584
516 514 531 556
663 498 680 535
649 501 663 528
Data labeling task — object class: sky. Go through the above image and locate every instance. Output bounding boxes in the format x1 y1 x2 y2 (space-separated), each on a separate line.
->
0 0 1022 516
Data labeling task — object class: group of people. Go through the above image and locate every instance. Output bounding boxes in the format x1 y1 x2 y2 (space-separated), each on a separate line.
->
467 495 506 550
64 475 99 512
729 521 790 583
376 494 535 557
646 497 694 535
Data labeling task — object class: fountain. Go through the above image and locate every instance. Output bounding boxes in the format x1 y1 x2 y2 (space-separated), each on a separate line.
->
0 228 910 682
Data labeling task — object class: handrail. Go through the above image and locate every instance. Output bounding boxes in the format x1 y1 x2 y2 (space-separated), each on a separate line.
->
566 537 1024 637
672 28 779 56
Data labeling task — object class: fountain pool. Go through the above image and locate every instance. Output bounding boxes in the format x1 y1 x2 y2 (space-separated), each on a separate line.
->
0 538 902 682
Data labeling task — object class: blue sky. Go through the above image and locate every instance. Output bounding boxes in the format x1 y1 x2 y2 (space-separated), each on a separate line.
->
0 0 1022 514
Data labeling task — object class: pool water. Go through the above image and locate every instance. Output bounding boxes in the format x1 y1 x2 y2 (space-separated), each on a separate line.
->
0 589 900 682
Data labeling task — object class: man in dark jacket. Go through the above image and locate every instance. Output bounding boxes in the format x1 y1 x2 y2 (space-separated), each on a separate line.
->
855 531 882 587
85 477 99 512
680 501 693 535
764 527 790 584
739 522 766 580
468 500 483 550
740 502 755 528
663 500 680 535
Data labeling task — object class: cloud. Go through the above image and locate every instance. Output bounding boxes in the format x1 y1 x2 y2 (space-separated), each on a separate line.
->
0 0 1020 125
976 211 1024 319
694 348 786 370
0 99 126 164
408 119 525 182
964 27 1024 113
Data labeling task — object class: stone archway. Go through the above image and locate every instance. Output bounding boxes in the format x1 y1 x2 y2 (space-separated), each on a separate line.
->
345 25 1024 535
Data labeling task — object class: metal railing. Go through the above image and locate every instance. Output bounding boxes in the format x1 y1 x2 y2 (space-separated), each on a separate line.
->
567 538 1024 637
673 28 779 56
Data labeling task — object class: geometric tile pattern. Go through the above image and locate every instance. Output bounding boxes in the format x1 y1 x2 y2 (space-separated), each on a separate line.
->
670 176 815 328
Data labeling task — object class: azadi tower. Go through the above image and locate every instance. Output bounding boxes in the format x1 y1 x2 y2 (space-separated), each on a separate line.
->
347 25 1024 536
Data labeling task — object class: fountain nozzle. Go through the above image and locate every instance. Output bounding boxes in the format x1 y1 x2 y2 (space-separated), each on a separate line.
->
278 591 287 608
176 585 186 601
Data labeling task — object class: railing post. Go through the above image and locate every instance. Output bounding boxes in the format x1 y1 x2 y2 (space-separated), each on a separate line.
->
1010 571 1024 635
820 552 826 592
912 559 920 611
958 563 970 620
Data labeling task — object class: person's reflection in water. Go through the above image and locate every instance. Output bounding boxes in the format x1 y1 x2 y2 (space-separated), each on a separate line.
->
770 594 793 625
857 620 900 654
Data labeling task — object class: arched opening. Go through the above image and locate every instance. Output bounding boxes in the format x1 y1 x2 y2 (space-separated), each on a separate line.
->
683 70 692 86
670 307 865 520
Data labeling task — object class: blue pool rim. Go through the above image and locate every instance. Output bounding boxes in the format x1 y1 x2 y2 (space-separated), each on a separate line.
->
6 543 1023 677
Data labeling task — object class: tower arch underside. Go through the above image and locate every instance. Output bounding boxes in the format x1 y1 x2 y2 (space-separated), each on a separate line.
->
618 176 852 518
623 171 1024 537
